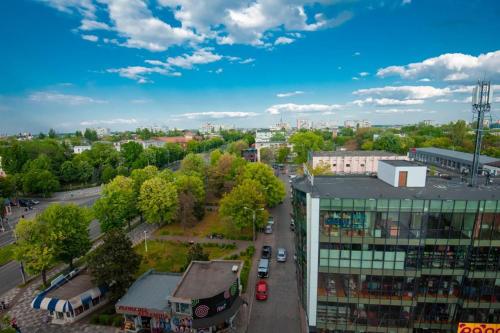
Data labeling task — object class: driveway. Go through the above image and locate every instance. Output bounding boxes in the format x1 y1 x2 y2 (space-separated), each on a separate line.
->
246 173 303 333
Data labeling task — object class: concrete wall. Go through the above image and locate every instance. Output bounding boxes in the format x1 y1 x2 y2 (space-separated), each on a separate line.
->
378 161 427 187
311 154 408 174
306 195 319 327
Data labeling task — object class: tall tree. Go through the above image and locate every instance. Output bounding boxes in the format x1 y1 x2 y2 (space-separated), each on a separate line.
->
289 131 324 163
186 243 209 265
94 176 138 232
60 160 79 183
38 204 92 269
227 140 249 155
121 141 143 167
220 179 267 229
450 120 468 147
84 128 98 142
130 165 158 193
87 229 141 301
139 177 179 225
48 128 56 139
259 147 274 164
276 146 290 164
180 153 206 176
22 169 60 197
239 162 286 207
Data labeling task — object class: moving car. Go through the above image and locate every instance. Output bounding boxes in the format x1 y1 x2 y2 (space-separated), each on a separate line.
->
255 280 268 300
261 245 272 259
264 224 273 234
277 248 287 262
258 259 270 278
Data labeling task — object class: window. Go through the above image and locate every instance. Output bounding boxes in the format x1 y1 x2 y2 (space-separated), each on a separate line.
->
346 164 350 167
175 302 191 314
360 163 365 167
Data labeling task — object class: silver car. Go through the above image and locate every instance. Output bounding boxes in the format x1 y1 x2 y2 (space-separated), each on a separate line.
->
277 248 287 262
265 224 273 234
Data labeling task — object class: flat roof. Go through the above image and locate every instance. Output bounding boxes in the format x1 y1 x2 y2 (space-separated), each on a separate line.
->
380 160 422 167
414 147 499 165
293 175 500 200
312 150 404 157
46 272 94 300
172 261 243 300
116 270 181 311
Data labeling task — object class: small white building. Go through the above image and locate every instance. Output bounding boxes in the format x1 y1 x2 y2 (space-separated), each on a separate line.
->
377 160 427 187
255 130 273 143
309 151 408 174
73 145 91 154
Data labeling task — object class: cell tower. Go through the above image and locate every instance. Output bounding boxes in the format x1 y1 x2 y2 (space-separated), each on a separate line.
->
470 80 493 186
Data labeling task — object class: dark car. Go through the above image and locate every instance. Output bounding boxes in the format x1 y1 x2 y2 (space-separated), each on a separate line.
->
18 199 32 207
261 245 272 259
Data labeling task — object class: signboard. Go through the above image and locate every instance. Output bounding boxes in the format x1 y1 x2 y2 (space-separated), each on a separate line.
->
191 279 239 319
458 323 500 333
116 305 169 319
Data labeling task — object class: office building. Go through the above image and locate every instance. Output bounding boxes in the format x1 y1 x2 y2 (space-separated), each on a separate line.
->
298 119 313 130
292 161 500 333
309 151 408 174
409 147 500 175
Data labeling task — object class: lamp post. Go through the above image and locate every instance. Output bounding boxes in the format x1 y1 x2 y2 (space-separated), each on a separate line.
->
243 207 264 242
143 230 148 253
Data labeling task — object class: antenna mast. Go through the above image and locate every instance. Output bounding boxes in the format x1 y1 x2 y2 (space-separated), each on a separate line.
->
470 80 492 186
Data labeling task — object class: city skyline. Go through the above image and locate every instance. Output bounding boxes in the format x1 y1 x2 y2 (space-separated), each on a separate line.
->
1 0 500 134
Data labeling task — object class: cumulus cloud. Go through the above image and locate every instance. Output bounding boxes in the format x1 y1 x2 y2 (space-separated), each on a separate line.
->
377 50 500 81
351 98 424 107
29 91 107 105
81 34 98 42
374 108 422 114
80 118 138 126
276 91 305 98
359 72 369 77
166 48 222 69
274 37 294 45
266 103 342 115
79 19 111 31
181 111 258 119
353 85 452 99
107 66 180 83
239 58 255 64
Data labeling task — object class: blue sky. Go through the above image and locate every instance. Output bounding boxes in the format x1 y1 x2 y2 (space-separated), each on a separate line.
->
0 0 499 134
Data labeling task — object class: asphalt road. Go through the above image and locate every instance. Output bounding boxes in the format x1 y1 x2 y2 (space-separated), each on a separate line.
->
247 174 302 333
0 187 102 297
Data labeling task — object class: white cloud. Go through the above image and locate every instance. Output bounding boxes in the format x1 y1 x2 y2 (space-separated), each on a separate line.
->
79 19 111 31
352 77 359 80
166 48 222 69
351 97 424 107
418 78 431 82
401 0 411 5
29 91 106 105
107 66 180 83
80 118 138 126
436 97 472 103
266 103 342 115
322 111 336 115
81 34 98 42
39 0 96 18
209 68 224 74
359 72 369 77
239 58 255 64
274 37 294 45
181 111 258 119
377 50 500 81
375 108 423 114
276 91 305 98
353 51 361 56
131 99 150 104
353 85 452 99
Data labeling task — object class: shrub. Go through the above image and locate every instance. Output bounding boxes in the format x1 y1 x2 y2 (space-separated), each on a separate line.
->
99 314 111 325
112 315 123 327
246 245 255 257
90 315 100 325
240 258 251 292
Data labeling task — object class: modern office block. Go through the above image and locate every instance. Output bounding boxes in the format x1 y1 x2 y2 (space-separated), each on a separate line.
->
292 166 500 333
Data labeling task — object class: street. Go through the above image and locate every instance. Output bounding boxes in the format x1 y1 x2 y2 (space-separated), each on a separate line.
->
247 174 303 333
0 187 102 296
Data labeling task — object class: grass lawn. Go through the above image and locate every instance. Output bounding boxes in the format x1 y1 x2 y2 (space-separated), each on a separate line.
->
0 244 15 266
155 210 252 240
135 240 237 276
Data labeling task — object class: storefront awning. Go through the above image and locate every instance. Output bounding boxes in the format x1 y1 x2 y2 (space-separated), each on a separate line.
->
192 297 243 329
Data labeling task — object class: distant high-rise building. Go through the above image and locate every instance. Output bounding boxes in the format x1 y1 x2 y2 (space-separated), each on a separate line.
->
314 121 337 130
344 120 371 129
94 127 110 138
297 119 312 130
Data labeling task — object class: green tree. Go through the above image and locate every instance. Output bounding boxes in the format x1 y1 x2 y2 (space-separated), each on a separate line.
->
101 164 117 183
270 132 286 142
276 146 290 164
60 160 79 183
373 134 405 154
121 141 143 167
259 147 274 164
180 153 206 176
208 153 246 197
38 204 92 269
239 162 286 207
0 176 17 198
94 176 138 232
227 140 249 155
84 128 98 142
449 120 468 147
22 169 60 196
75 130 83 137
219 179 267 229
87 229 141 302
186 243 209 265
14 218 55 286
48 128 56 139
139 177 178 225
210 149 222 166
289 131 324 163
130 165 158 193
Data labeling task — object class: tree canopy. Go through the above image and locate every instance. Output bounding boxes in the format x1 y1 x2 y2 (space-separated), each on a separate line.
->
139 176 179 225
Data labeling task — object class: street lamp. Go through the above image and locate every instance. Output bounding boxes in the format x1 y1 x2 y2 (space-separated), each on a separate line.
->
243 207 264 242
143 230 148 253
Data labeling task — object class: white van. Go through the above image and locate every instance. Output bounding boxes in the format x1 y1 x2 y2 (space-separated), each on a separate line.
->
258 259 269 278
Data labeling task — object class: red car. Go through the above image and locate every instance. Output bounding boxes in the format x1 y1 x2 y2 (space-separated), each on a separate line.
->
255 280 268 300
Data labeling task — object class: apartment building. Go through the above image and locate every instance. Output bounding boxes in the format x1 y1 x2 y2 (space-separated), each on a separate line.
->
309 151 408 174
292 161 500 333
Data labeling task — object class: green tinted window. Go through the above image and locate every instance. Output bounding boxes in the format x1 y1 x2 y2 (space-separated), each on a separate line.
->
442 200 454 212
377 199 389 211
342 199 353 210
466 201 479 212
354 199 365 210
320 198 330 210
412 200 424 212
365 199 377 211
430 200 442 212
331 198 342 210
484 200 498 213
454 200 466 212
389 199 400 211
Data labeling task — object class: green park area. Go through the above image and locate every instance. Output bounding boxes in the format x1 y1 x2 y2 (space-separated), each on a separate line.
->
155 210 253 240
0 244 14 266
135 240 238 276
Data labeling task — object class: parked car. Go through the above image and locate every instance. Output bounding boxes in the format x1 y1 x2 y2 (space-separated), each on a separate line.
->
18 199 31 207
277 248 287 262
265 224 273 234
258 259 270 278
290 222 295 231
255 280 268 300
28 199 40 205
261 245 272 259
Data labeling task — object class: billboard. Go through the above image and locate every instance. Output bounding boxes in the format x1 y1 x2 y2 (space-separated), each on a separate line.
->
191 279 239 319
458 323 500 333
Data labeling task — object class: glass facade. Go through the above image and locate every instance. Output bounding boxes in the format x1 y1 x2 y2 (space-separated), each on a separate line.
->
295 194 500 333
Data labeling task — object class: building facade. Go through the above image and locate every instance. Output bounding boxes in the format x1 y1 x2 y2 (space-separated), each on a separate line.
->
309 151 408 174
292 165 500 333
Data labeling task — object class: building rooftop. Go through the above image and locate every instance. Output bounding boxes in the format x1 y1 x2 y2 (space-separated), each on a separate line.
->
116 270 181 312
311 150 404 157
293 175 500 200
380 160 421 167
172 261 243 300
414 147 500 164
46 272 95 300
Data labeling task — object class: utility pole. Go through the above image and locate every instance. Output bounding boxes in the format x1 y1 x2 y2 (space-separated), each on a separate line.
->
143 230 148 253
244 207 264 241
470 81 492 186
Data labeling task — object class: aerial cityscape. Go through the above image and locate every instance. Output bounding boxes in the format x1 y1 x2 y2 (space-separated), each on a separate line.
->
0 0 499 333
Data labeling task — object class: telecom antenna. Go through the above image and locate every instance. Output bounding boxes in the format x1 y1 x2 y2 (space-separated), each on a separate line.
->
470 80 493 186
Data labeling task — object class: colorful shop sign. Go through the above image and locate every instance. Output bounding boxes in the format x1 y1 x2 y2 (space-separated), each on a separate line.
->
116 305 169 319
458 323 500 333
191 279 239 319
